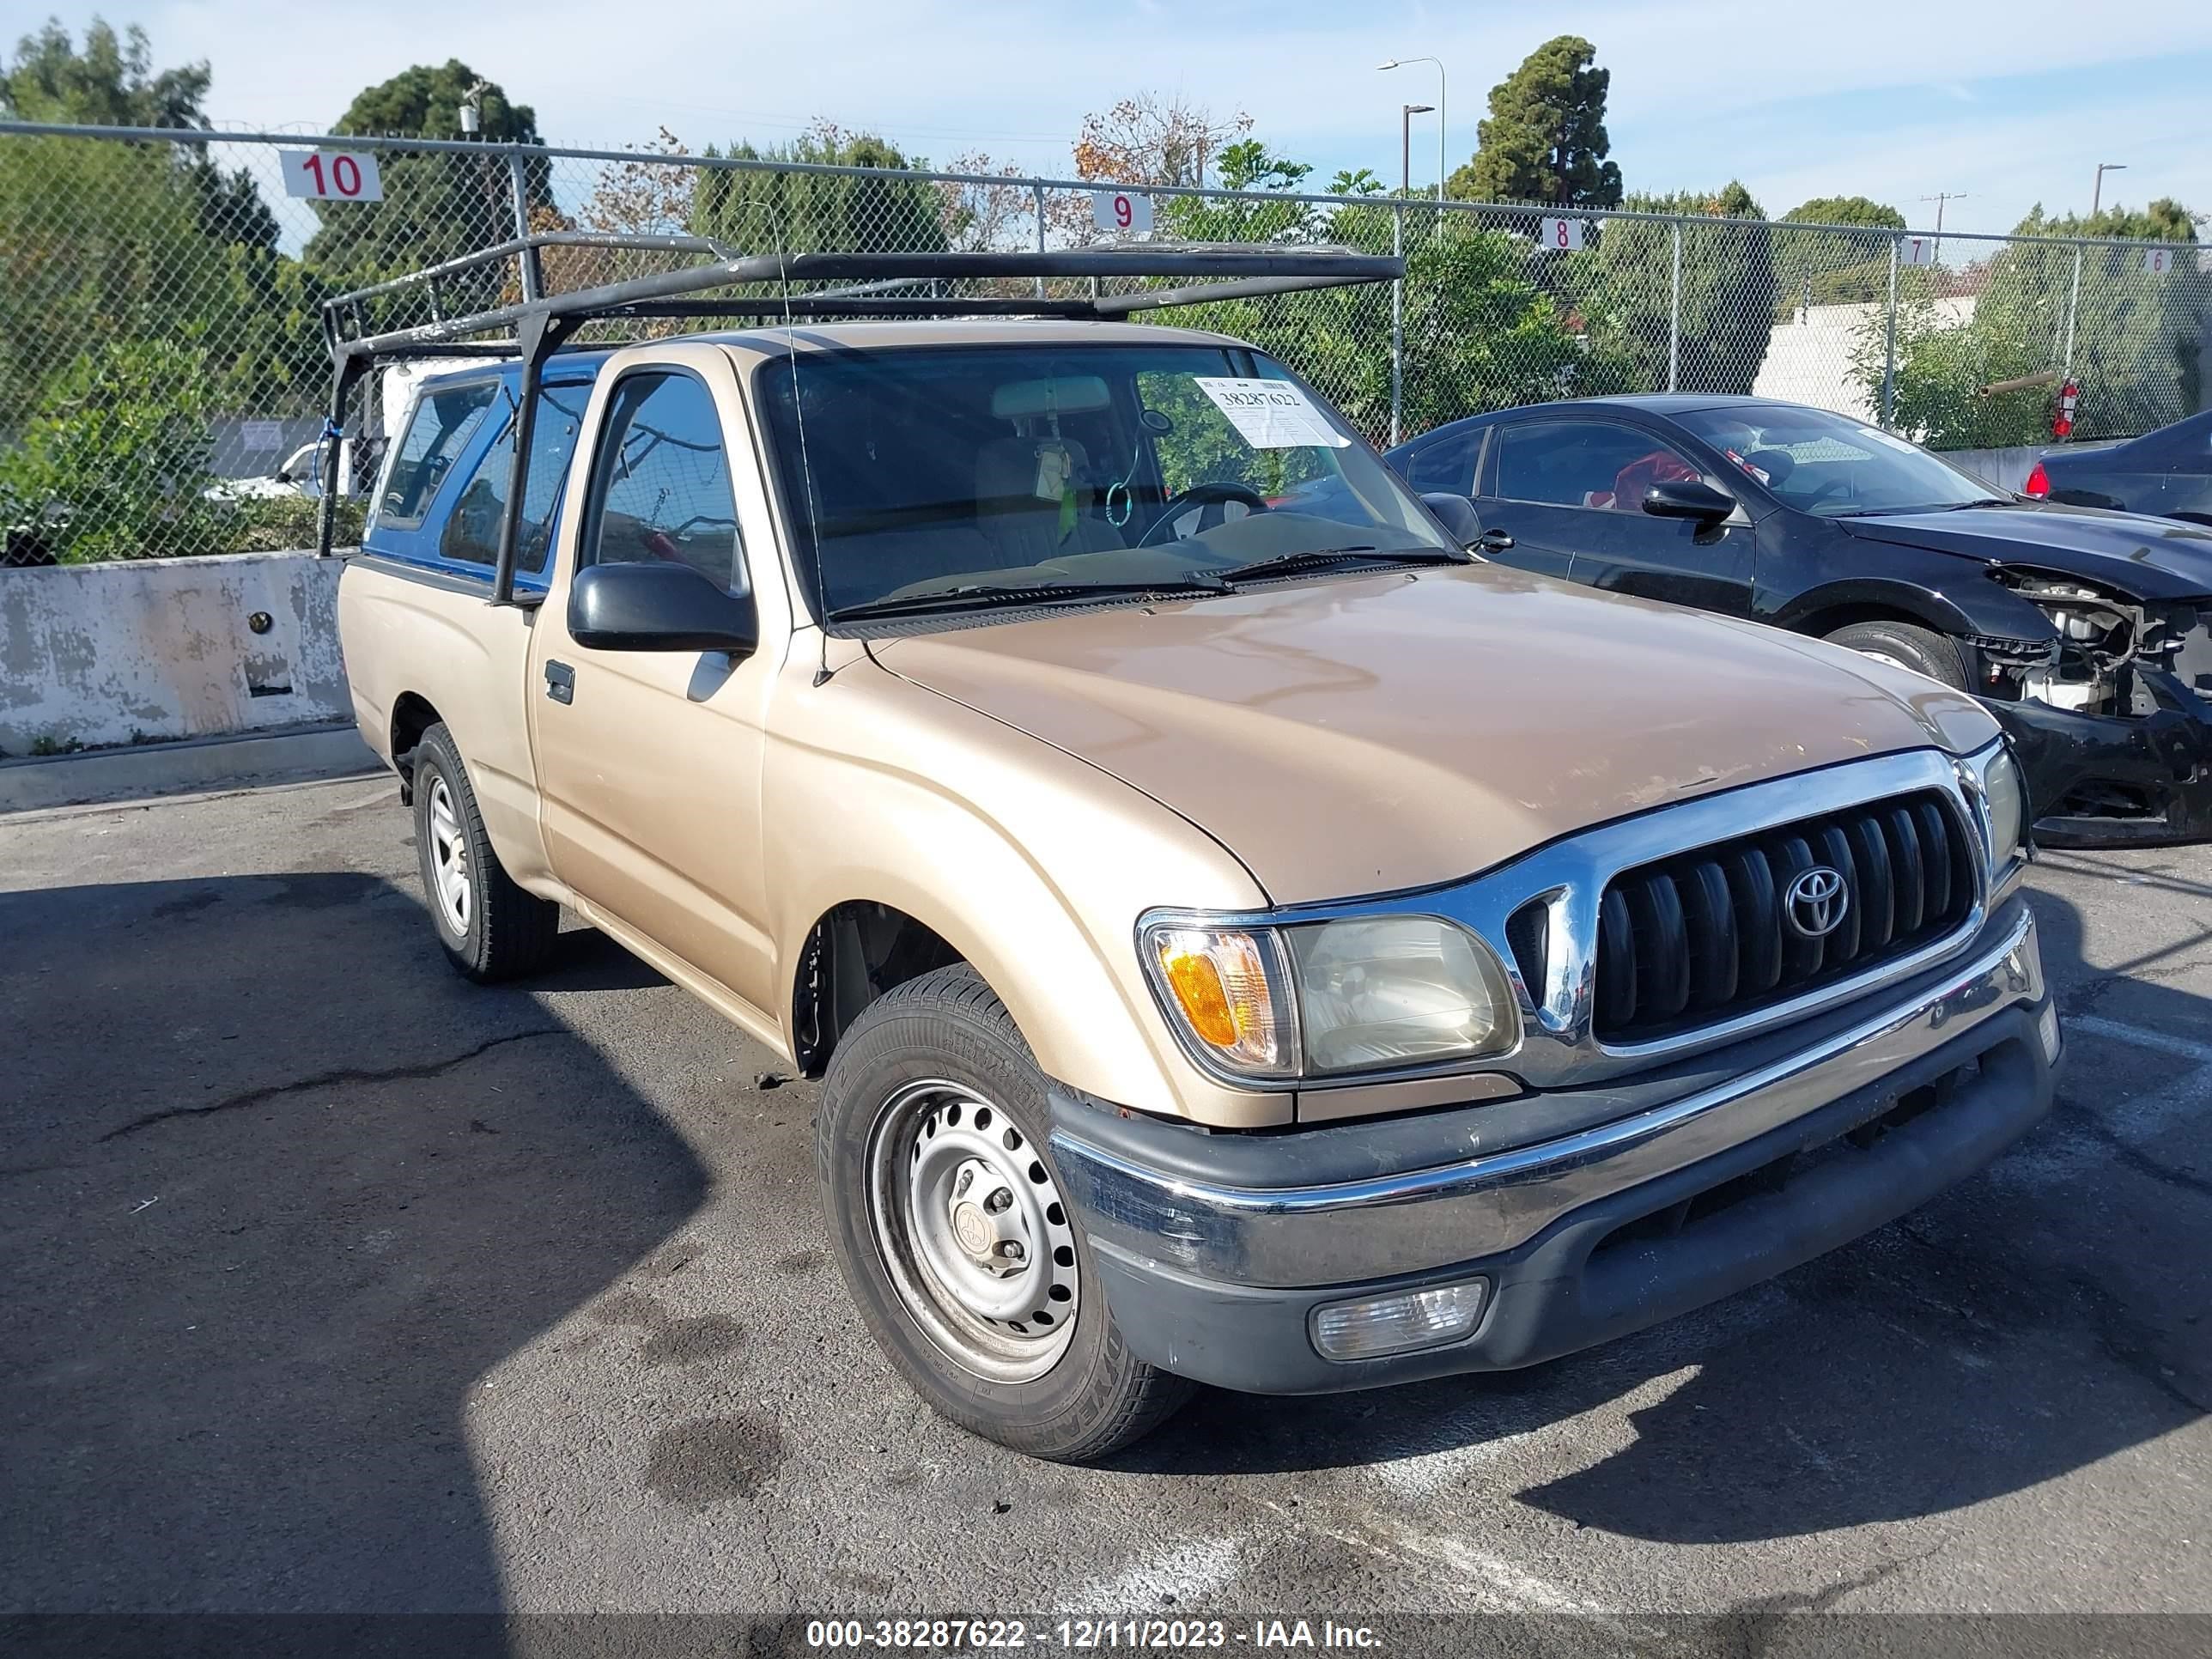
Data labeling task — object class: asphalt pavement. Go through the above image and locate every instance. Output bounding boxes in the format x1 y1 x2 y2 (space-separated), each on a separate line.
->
3 774 2208 1655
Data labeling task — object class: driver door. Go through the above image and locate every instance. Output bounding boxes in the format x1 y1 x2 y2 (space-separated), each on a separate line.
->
529 355 785 1018
1485 416 1753 614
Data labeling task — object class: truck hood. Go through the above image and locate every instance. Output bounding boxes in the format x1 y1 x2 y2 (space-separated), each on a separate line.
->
870 565 1996 903
1841 501 2212 601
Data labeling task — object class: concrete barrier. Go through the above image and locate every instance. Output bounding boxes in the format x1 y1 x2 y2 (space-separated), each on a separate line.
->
1937 443 2106 493
0 550 350 757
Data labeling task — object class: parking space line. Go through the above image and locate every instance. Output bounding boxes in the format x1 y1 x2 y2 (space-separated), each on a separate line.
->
2065 1014 2212 1066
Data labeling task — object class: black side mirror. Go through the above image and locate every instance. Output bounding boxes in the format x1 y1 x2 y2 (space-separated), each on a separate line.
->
1420 491 1486 550
568 562 757 655
1643 479 1736 524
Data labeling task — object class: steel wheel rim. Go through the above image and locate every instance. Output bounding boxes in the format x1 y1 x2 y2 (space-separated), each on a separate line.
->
865 1079 1080 1383
426 774 471 936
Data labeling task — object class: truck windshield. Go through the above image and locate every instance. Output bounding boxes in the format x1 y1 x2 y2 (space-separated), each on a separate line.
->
756 343 1452 622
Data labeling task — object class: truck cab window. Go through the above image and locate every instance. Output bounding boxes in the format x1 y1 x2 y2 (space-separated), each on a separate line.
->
378 382 497 530
441 384 589 574
583 372 744 594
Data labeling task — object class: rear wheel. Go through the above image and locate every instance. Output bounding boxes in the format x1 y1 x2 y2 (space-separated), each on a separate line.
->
412 722 560 982
1825 620 1970 690
817 964 1194 1462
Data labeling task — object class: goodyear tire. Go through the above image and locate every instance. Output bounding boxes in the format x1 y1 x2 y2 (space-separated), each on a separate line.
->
818 964 1194 1462
412 721 560 983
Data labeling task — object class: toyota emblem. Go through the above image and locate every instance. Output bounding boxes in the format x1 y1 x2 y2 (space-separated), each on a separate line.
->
1784 866 1849 939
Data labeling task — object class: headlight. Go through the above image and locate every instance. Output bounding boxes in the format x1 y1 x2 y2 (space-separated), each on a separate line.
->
1290 915 1517 1075
1979 744 2027 866
1142 913 1518 1083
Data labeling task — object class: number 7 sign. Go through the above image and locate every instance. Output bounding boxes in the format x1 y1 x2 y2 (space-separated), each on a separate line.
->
281 149 385 203
1900 234 1937 267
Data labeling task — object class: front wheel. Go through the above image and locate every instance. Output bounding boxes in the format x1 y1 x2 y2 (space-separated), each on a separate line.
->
817 965 1193 1462
1824 620 1970 690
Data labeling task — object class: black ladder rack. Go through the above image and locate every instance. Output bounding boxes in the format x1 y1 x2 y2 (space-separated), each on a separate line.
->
313 233 1404 600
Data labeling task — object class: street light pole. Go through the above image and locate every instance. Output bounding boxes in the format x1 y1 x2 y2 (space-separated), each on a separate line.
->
2092 161 2126 219
1379 57 1446 202
1400 103 1434 197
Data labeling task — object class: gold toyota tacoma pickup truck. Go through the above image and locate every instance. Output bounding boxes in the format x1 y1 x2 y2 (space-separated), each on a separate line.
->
325 243 2057 1461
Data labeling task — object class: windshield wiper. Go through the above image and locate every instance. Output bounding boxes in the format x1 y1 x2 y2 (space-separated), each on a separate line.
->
1206 545 1470 585
830 573 1231 623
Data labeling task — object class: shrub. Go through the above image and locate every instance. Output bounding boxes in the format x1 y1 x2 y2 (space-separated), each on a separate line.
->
0 335 227 562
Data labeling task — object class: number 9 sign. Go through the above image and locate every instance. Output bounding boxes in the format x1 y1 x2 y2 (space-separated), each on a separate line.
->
282 149 386 203
1091 189 1154 236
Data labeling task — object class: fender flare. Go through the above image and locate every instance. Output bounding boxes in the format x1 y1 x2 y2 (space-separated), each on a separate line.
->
1769 574 2061 646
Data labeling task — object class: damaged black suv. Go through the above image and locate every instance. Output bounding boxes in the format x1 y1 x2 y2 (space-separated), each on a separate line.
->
1391 395 2212 846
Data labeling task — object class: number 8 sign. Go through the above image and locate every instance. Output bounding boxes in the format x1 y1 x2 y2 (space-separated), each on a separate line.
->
281 149 385 203
1540 217 1587 252
1091 190 1154 235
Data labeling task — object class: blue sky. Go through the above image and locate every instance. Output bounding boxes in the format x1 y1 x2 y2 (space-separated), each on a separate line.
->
25 0 2212 238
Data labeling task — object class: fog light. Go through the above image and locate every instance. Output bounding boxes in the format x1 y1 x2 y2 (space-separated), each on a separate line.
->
2037 1001 2062 1063
1310 1279 1488 1360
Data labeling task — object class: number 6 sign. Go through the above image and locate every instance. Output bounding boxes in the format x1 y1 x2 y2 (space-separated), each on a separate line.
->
1091 190 1153 235
281 149 385 203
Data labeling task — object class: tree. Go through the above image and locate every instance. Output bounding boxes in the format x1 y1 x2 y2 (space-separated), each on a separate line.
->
1448 36 1620 208
0 17 207 125
1159 141 1316 243
1133 143 1625 450
1863 198 2203 447
0 335 227 563
305 62 549 294
3 17 275 252
0 21 300 434
1073 93 1251 189
1577 182 1776 395
690 123 945 255
1777 195 1905 310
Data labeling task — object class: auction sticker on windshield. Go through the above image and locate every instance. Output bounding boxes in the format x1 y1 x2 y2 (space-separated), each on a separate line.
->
1193 378 1350 449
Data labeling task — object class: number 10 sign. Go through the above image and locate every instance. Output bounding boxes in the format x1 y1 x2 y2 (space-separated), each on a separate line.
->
281 149 384 203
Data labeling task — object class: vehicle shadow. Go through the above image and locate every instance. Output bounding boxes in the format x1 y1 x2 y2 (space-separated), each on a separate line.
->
1118 884 2211 1541
0 872 706 1626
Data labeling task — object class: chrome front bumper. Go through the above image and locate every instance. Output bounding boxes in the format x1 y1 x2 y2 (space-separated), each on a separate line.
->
1052 902 2047 1292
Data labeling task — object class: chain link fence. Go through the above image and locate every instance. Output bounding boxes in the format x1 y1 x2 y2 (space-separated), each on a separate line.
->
4 119 2209 563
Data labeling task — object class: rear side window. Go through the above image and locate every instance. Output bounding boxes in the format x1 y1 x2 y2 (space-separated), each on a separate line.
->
581 371 745 594
377 381 497 530
440 383 591 575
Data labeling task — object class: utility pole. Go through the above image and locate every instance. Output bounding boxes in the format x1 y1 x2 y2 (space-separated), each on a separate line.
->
1917 191 1968 265
2092 161 2127 219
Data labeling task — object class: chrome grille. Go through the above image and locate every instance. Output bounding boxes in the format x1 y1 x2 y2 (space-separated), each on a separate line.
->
1593 790 1978 1043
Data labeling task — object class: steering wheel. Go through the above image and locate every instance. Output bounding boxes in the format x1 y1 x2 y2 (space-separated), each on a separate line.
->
1137 482 1270 547
1797 480 1850 509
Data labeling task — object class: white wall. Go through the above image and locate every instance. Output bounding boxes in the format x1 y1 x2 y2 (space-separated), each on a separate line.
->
1753 296 1978 423
0 551 350 756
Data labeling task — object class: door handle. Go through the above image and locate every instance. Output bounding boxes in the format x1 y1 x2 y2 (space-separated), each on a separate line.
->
1475 529 1516 553
544 660 574 705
